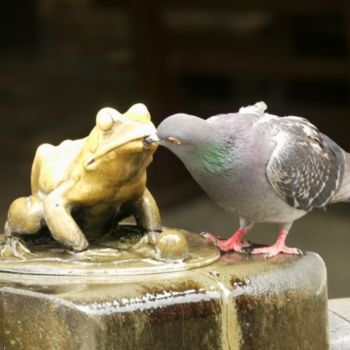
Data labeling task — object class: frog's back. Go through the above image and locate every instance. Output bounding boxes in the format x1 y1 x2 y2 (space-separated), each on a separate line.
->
31 138 85 194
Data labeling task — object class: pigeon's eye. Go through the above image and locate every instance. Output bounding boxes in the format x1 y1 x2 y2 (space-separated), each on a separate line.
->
168 137 181 145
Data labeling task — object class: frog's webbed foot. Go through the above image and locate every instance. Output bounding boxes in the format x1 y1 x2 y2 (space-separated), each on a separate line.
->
0 237 35 259
69 248 120 261
132 230 161 249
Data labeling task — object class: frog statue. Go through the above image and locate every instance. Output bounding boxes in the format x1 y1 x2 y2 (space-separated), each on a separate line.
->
2 103 162 257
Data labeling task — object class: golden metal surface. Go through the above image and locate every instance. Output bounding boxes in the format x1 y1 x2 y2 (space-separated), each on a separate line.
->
0 227 219 276
2 104 163 256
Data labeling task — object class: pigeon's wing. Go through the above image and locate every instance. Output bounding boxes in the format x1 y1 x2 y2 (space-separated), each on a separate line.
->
266 117 345 211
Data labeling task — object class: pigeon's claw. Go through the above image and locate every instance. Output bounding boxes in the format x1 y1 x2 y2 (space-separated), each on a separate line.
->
250 229 302 257
201 228 251 253
251 245 302 258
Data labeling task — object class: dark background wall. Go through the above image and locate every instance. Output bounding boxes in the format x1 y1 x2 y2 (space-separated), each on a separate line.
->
1 0 350 296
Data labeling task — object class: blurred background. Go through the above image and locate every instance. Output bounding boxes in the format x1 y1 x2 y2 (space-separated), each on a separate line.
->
1 0 350 297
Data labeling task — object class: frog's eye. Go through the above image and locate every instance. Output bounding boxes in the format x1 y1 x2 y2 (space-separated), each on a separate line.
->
126 103 151 122
96 108 119 132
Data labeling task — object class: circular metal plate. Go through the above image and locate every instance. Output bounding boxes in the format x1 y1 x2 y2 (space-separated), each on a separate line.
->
0 227 220 276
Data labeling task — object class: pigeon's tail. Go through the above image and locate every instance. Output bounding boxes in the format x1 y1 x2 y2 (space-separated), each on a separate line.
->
330 152 350 203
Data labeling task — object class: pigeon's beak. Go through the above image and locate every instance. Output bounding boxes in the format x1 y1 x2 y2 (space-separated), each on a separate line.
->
143 133 160 146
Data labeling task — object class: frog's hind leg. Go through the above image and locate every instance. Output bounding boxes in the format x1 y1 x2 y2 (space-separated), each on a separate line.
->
6 195 44 235
1 195 44 258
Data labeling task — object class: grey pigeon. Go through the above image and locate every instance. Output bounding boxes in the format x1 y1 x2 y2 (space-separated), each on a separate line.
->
154 102 350 257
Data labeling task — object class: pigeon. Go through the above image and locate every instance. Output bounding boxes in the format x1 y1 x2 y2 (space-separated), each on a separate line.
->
153 102 350 257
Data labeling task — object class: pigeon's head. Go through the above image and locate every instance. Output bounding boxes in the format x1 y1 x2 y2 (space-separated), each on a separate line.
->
148 113 232 173
152 114 215 155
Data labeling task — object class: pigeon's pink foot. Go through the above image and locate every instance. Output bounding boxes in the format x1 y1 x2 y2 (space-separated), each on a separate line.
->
251 245 301 258
251 229 302 258
201 228 251 253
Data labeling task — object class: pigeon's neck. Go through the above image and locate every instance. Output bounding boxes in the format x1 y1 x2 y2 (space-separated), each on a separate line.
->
192 141 232 174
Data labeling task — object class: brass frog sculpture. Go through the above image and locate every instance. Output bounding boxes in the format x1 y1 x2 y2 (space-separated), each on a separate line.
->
3 103 161 256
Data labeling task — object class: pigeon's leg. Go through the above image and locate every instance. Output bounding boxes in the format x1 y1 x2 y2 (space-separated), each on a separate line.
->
251 223 302 257
202 218 254 253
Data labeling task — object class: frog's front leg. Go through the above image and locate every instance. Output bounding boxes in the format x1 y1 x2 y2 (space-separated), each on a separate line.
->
131 188 162 245
43 183 88 251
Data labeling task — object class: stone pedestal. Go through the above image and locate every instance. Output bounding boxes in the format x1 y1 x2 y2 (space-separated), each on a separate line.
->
0 252 328 350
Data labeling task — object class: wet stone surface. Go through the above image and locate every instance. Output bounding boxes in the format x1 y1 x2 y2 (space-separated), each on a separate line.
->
0 252 328 350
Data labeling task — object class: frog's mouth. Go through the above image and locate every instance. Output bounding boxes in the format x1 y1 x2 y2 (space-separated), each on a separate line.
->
143 133 160 146
85 125 157 168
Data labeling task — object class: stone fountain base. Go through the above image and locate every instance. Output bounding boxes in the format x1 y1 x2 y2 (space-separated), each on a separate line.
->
0 241 328 349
